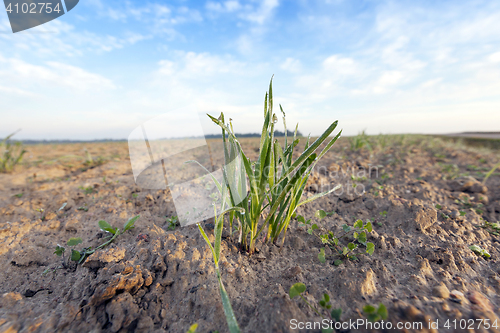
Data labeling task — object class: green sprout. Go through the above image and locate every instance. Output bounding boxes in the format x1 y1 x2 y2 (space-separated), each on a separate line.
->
469 245 491 258
0 131 27 173
482 161 500 185
362 303 388 322
53 215 139 266
289 283 342 332
478 220 500 236
166 216 179 231
301 212 375 264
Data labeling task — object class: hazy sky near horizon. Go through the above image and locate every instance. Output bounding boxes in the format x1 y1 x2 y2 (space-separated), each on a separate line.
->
1 0 500 140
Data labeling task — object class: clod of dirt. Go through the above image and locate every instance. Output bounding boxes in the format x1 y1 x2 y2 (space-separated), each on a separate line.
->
431 283 450 299
90 266 144 306
82 247 126 269
105 292 139 332
449 176 488 193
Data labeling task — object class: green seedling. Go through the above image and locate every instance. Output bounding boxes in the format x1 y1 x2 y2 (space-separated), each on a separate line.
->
14 193 23 198
482 161 500 185
478 220 500 236
192 165 244 333
53 215 139 266
79 186 94 195
348 130 371 151
166 216 179 231
206 77 342 254
289 283 342 332
186 324 198 333
314 209 335 220
132 193 139 198
435 204 442 210
469 245 491 258
379 211 387 217
302 212 375 264
362 303 388 322
77 205 89 212
459 210 466 217
83 148 104 167
441 213 450 220
0 131 27 173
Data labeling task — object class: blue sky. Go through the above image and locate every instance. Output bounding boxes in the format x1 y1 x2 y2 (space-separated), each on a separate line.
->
1 0 500 140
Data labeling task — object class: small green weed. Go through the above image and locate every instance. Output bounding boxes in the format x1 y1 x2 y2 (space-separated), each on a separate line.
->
186 324 198 333
289 283 342 333
379 210 387 217
166 216 179 231
132 193 139 198
79 186 94 195
469 245 491 258
14 193 23 198
0 131 27 173
362 303 388 322
300 212 375 265
478 220 500 236
53 215 139 266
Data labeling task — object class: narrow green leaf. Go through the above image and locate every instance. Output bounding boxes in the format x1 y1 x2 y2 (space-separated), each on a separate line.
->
123 215 139 232
289 283 306 299
217 272 241 333
67 237 83 246
297 185 341 208
198 224 217 266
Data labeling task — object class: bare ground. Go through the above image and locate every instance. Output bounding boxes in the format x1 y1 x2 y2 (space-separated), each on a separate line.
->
1 136 500 333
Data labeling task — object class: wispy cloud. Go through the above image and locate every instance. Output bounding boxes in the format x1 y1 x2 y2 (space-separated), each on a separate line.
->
1 0 500 139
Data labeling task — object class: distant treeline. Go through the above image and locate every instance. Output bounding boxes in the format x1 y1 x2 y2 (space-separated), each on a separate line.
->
20 139 127 144
17 130 303 144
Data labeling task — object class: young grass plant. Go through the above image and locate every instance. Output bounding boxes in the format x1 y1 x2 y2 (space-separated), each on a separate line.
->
0 131 27 173
189 160 244 333
207 77 342 254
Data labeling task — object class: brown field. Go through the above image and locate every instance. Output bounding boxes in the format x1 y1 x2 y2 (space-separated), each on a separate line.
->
1 135 500 333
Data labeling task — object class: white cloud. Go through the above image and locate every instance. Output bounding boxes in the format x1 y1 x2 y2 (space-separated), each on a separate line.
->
206 1 242 13
0 57 115 92
280 57 301 73
489 51 500 63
